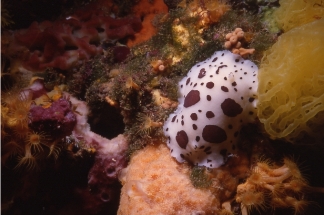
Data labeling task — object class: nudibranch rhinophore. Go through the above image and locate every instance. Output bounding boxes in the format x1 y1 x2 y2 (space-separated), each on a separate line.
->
163 50 258 168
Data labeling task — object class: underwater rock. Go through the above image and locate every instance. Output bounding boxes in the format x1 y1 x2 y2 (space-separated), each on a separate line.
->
62 94 129 214
2 1 142 71
21 79 48 100
78 135 128 214
29 97 77 138
112 46 130 63
88 134 128 185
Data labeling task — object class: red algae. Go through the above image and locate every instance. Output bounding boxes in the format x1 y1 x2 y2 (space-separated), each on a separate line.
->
127 0 168 47
2 1 142 71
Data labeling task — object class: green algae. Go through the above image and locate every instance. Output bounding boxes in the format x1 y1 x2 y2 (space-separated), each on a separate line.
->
190 166 212 188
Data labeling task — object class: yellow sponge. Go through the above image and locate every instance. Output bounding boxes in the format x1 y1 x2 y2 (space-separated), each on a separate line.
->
257 18 324 143
274 0 324 31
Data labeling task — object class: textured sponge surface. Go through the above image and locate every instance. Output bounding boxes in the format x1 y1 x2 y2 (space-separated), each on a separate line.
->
257 18 324 143
274 0 324 31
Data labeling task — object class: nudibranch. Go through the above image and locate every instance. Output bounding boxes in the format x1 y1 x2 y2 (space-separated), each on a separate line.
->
163 50 258 168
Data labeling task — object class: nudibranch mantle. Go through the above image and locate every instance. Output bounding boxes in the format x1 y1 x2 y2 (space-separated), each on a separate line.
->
163 50 258 168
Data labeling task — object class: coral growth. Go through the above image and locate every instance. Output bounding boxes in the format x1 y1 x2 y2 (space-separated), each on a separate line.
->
178 0 231 28
4 92 32 129
1 1 142 71
1 0 14 28
224 28 255 58
1 80 77 170
151 89 178 109
236 158 311 215
257 18 324 143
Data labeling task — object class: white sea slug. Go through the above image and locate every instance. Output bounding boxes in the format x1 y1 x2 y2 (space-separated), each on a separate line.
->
163 50 258 168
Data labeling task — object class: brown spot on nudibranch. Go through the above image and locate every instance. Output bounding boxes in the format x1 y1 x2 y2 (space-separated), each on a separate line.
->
216 65 228 74
198 68 206 78
206 111 215 119
171 115 177 122
221 98 243 117
221 86 229 92
206 82 214 89
176 130 188 149
184 90 200 107
202 125 227 143
186 78 191 85
190 113 198 120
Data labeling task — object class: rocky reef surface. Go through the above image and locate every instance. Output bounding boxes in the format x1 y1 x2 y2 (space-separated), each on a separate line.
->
1 0 324 215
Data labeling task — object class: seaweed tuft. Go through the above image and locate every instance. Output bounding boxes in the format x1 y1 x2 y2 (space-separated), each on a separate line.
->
190 166 212 188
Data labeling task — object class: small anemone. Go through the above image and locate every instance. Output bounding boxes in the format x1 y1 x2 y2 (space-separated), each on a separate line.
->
285 197 311 215
3 140 23 156
47 141 62 160
15 145 38 171
2 140 23 164
255 156 273 174
12 125 30 139
135 113 163 136
6 93 32 128
25 131 49 152
239 191 267 214
246 171 264 187
285 179 308 194
283 158 304 181
125 77 140 90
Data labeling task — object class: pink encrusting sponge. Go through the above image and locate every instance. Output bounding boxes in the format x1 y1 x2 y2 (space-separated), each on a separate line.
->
163 50 258 168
